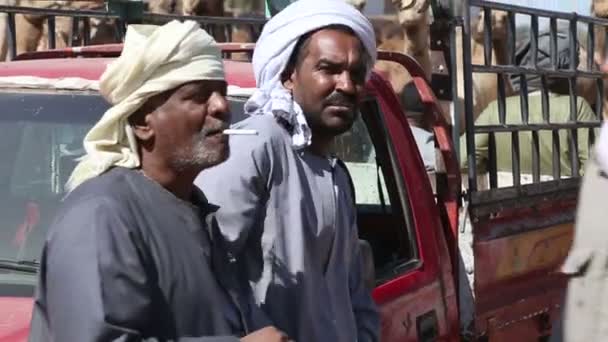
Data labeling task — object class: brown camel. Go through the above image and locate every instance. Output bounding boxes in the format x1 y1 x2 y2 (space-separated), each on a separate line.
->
371 0 432 102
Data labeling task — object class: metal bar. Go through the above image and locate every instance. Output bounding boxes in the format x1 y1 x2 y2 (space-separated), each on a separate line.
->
550 18 558 69
589 128 596 160
552 129 561 179
47 16 56 50
471 65 604 78
588 22 595 71
569 79 577 123
483 7 493 66
531 14 539 67
532 130 540 183
70 17 79 47
474 122 600 133
469 0 608 25
507 11 516 65
463 0 478 192
451 21 461 153
551 129 561 179
604 26 608 61
569 15 578 73
512 131 521 187
497 73 507 125
541 76 550 123
143 12 267 25
568 16 580 180
224 24 232 42
488 132 498 189
7 12 16 60
0 5 118 18
83 17 91 46
597 78 604 118
114 19 125 42
520 74 529 124
570 129 580 177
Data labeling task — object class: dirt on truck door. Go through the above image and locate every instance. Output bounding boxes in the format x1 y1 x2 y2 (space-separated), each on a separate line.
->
457 0 605 340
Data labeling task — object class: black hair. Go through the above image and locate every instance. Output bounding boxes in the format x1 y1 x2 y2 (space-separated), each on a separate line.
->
280 24 371 83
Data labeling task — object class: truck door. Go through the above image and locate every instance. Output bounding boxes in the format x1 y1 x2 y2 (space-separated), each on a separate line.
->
458 0 604 339
332 53 460 341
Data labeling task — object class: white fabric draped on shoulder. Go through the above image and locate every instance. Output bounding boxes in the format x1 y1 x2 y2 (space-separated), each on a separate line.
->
244 0 377 150
67 20 225 191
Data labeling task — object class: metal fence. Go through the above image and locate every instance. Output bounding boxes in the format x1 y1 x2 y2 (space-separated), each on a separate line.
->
461 0 605 205
0 5 266 61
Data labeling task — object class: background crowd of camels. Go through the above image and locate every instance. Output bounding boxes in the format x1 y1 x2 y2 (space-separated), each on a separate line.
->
1 0 607 127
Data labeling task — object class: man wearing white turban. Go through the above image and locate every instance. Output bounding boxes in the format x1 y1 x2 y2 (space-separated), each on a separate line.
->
196 1 380 341
29 20 288 342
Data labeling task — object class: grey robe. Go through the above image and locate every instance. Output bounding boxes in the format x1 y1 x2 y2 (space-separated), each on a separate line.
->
29 167 249 342
195 115 380 342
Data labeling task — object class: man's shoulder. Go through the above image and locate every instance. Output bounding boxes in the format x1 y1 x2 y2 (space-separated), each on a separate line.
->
59 168 137 219
234 115 289 138
66 167 135 203
48 169 137 239
230 115 292 152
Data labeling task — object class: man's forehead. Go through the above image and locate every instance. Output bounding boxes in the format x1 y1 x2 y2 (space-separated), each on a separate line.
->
306 28 365 60
175 79 227 92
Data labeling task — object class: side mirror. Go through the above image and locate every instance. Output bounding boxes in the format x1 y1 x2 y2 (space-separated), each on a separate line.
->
358 239 376 291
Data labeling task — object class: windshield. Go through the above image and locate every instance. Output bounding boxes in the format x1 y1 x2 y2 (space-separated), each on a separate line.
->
0 91 250 267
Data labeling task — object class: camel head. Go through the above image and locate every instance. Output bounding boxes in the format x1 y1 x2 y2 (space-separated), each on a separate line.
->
181 0 223 16
392 0 431 27
592 0 608 18
146 0 223 16
344 0 366 12
473 9 508 43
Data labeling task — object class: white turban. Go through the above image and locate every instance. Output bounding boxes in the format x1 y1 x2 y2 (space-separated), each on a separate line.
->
244 0 377 150
67 20 225 191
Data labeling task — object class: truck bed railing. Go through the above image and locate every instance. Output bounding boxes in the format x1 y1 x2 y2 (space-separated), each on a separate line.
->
0 5 266 61
461 0 605 210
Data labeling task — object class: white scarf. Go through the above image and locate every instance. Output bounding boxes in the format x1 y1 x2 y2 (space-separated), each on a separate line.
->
245 0 377 150
67 20 225 191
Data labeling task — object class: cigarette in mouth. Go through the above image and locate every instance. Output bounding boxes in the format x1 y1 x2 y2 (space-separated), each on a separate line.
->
222 129 259 135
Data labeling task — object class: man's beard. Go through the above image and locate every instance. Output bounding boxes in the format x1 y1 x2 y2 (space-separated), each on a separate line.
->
170 127 229 172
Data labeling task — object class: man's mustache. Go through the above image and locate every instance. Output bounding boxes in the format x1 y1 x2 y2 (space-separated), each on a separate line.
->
200 122 230 137
324 92 357 108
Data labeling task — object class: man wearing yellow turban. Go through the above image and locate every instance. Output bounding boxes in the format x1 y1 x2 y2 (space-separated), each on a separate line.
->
28 20 288 342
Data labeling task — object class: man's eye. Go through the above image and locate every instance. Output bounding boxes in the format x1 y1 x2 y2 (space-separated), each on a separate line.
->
319 65 338 73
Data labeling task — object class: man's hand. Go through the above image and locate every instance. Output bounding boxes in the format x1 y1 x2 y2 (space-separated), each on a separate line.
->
241 326 290 342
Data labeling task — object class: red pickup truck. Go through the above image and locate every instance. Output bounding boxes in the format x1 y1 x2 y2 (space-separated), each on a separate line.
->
0 2 604 342
0 44 569 342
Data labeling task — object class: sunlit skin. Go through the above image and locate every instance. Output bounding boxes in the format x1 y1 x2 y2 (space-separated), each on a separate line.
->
129 79 230 200
283 28 368 156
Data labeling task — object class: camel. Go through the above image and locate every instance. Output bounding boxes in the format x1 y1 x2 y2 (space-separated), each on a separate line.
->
371 0 512 132
147 0 223 17
344 0 367 12
373 0 432 89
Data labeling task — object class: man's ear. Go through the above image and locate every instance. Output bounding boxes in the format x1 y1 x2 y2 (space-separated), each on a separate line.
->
129 111 154 142
281 67 296 91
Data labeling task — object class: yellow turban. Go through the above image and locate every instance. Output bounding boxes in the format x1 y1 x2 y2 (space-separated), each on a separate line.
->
67 20 225 191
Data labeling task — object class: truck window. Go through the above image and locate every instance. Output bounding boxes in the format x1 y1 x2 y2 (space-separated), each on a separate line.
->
0 92 248 267
334 98 419 285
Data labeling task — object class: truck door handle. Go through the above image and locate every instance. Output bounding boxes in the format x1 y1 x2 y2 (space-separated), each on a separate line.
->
417 310 439 342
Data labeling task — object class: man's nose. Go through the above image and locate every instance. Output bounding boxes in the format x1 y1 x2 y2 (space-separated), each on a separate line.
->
207 92 231 123
336 71 356 95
